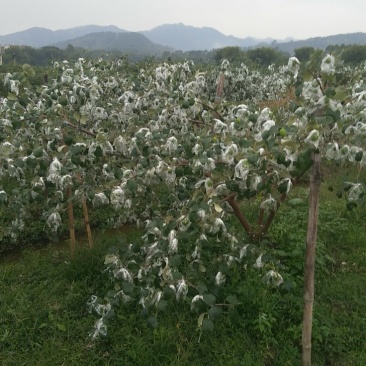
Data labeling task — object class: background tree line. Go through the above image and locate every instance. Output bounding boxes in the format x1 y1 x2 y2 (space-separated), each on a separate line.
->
1 43 366 70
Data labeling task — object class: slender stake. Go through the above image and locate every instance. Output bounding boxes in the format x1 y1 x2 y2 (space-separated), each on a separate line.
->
82 197 93 248
67 186 76 257
215 72 225 105
302 152 321 366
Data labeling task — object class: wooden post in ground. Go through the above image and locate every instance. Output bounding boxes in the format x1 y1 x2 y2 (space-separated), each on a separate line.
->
67 186 76 256
82 197 93 248
302 152 321 366
215 72 225 105
75 173 93 248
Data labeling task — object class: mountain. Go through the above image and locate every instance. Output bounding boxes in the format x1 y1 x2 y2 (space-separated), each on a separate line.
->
55 32 173 56
274 32 366 54
0 25 126 48
2 24 366 57
140 23 271 51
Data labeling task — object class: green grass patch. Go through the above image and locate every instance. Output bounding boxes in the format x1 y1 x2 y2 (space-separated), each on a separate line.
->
1 171 366 365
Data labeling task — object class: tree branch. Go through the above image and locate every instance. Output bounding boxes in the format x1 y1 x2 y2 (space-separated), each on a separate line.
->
197 101 224 121
226 195 253 237
63 120 96 137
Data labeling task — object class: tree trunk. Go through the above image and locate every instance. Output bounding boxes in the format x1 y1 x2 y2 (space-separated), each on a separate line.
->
302 152 321 366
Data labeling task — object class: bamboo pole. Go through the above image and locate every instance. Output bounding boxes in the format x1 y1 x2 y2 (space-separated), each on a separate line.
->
67 185 76 257
302 152 321 366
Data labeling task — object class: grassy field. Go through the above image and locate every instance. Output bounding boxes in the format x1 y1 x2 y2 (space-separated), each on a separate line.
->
0 168 366 365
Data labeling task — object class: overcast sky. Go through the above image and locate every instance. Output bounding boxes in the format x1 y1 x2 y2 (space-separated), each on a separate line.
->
1 0 364 40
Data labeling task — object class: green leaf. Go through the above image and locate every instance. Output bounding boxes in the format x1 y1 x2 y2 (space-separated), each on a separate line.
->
288 198 304 206
248 113 258 123
58 95 68 106
142 145 149 157
14 158 25 168
325 87 336 97
334 87 348 101
0 191 8 203
199 264 206 273
228 308 241 326
170 254 181 267
147 316 159 330
355 151 363 162
33 148 43 158
202 318 214 331
196 284 208 295
64 135 74 146
202 294 216 306
197 313 206 328
225 295 239 305
94 146 103 159
163 286 176 300
238 139 252 148
302 70 313 82
175 166 184 177
80 115 88 125
122 282 134 295
208 306 223 321
127 179 138 192
56 323 66 332
114 167 123 180
87 190 95 200
7 93 18 101
156 300 168 312
12 120 22 130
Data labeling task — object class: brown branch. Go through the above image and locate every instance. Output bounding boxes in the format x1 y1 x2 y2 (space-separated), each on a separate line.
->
259 166 310 237
260 191 287 236
63 120 97 137
307 70 325 96
197 101 224 121
220 192 237 203
175 159 190 168
258 208 265 228
189 119 206 127
226 195 253 237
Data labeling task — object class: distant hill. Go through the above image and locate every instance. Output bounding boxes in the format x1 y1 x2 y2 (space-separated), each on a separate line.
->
274 32 366 54
2 23 366 57
0 25 126 48
140 23 272 51
55 32 173 56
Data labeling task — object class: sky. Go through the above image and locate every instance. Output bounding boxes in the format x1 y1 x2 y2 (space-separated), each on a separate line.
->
1 0 365 40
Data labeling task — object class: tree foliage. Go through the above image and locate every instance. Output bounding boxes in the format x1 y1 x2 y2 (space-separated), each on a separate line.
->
1 52 365 354
342 45 366 64
294 47 316 63
246 47 289 67
214 46 246 63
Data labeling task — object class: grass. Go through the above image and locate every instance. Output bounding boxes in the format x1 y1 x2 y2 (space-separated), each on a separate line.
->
0 233 263 366
0 167 366 365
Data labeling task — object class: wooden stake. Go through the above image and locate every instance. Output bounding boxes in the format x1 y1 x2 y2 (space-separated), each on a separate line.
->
67 186 76 257
215 72 225 105
302 152 321 366
82 197 93 248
